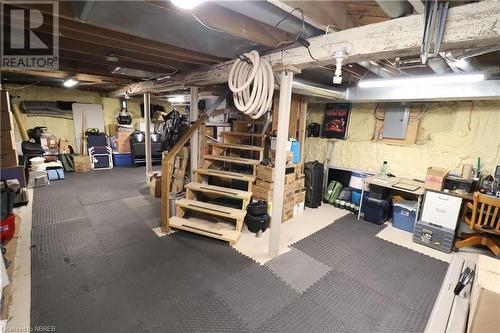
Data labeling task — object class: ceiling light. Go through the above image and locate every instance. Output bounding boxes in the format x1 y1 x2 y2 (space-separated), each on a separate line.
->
358 73 484 88
63 78 78 87
170 0 206 10
168 95 185 103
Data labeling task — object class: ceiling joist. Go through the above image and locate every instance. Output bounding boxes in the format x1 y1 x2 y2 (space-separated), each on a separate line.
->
111 0 500 97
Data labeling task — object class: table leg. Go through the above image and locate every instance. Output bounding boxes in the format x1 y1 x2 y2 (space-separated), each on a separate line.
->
358 187 365 221
414 194 422 233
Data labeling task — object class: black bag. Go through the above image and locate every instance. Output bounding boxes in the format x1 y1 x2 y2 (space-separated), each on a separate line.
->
307 123 321 137
1 181 16 220
304 161 324 208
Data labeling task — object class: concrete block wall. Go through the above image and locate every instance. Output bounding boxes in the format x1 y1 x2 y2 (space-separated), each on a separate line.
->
305 101 500 179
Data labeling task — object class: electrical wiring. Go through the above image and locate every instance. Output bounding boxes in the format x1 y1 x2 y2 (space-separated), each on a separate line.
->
228 50 274 119
274 7 304 29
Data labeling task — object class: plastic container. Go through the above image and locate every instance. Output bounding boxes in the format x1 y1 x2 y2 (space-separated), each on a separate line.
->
351 190 362 205
28 171 49 188
47 168 64 181
0 213 15 241
392 200 417 232
290 141 301 164
112 153 134 167
363 197 390 225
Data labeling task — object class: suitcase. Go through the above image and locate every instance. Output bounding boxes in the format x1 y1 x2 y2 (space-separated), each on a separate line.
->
304 161 324 208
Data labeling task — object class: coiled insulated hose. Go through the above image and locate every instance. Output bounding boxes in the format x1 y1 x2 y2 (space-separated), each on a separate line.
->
228 50 274 119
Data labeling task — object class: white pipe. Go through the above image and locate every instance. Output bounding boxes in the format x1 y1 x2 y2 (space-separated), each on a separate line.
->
143 93 152 178
190 86 199 180
269 70 294 258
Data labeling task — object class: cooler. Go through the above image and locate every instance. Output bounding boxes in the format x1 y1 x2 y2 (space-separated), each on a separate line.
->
392 200 417 232
363 197 390 225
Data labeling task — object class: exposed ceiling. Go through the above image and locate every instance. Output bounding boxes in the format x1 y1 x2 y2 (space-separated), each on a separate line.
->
2 0 499 96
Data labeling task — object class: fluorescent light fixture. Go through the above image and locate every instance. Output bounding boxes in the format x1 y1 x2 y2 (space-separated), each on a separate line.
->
63 78 78 87
170 0 206 9
358 73 485 88
168 95 185 103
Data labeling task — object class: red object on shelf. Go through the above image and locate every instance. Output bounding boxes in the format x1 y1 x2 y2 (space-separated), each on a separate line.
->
1 213 15 241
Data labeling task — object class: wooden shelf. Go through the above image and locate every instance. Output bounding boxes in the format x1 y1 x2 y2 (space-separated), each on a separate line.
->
169 216 241 245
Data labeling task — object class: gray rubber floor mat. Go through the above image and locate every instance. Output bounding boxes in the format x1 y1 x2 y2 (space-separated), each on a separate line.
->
257 297 344 333
77 185 120 205
211 264 299 330
31 253 118 301
31 217 104 272
265 248 330 293
32 197 87 227
84 199 135 218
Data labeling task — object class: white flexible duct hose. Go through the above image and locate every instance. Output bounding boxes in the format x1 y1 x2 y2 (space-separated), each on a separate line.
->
228 50 274 119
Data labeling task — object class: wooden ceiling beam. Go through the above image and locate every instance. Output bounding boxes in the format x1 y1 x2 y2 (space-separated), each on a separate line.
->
279 1 355 30
2 69 130 85
111 0 500 97
9 3 225 65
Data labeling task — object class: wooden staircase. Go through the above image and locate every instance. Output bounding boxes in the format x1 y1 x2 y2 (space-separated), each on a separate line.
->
170 121 265 245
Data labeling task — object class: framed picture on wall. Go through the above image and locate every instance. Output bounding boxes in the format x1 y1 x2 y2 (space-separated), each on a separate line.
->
322 103 351 139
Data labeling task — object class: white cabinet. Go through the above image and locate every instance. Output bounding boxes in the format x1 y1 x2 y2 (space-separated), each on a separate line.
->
421 190 462 230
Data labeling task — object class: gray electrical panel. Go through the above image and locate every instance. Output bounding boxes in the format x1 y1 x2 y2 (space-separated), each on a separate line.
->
382 103 410 139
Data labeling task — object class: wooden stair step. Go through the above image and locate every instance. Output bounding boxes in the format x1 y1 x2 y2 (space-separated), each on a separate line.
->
204 155 260 165
185 182 252 200
169 216 240 245
222 131 264 137
176 198 246 220
193 168 256 182
208 142 264 152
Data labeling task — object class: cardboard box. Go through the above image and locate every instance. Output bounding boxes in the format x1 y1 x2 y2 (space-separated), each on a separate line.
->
294 201 305 216
1 110 14 131
270 151 294 166
256 164 297 183
0 130 15 150
58 139 71 154
425 167 449 191
467 255 500 333
116 131 133 153
256 179 273 190
0 166 26 187
0 149 18 168
294 188 306 204
252 185 273 202
149 174 162 198
74 155 91 172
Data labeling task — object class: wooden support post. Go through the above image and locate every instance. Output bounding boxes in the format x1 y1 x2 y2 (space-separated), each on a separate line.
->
161 153 171 233
144 93 152 179
190 86 199 181
269 68 296 258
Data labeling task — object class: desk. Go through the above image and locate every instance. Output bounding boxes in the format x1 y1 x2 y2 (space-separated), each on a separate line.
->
357 176 426 229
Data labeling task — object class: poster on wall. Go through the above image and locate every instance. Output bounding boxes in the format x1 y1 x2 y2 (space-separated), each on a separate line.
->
322 103 351 139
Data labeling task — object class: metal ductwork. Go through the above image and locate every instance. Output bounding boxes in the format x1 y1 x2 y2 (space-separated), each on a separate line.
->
358 61 399 78
375 0 413 18
289 78 500 102
291 79 346 99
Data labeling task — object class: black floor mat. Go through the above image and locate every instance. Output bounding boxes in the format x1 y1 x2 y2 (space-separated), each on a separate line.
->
31 168 448 332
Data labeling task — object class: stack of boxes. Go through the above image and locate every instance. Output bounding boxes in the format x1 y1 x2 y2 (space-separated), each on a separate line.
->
0 91 18 168
253 164 306 223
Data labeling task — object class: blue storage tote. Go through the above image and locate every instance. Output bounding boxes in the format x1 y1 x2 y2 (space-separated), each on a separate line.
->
363 197 390 225
47 167 64 181
392 200 417 232
290 141 301 164
113 153 133 167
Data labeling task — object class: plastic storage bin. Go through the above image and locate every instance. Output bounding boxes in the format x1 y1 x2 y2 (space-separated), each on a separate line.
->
392 200 417 232
363 197 390 225
112 152 134 167
290 141 301 164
